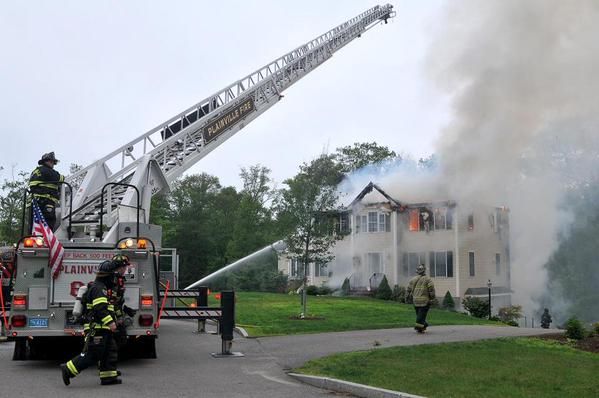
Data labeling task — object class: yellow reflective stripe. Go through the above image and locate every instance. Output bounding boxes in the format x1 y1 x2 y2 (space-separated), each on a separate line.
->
99 370 118 378
107 305 115 311
86 304 93 309
92 297 108 306
102 315 114 325
66 360 79 376
60 175 64 182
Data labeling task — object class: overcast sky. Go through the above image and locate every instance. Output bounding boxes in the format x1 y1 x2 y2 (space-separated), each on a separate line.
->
0 0 449 188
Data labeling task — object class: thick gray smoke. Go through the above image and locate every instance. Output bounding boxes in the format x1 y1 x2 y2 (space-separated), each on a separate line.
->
427 0 599 312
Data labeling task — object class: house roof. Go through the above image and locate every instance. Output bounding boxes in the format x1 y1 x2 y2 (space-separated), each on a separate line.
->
349 182 402 209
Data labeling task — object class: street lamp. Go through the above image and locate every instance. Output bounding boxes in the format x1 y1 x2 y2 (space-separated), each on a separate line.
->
487 279 492 320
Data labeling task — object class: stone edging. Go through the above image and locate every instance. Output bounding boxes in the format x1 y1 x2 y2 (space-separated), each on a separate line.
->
287 372 426 398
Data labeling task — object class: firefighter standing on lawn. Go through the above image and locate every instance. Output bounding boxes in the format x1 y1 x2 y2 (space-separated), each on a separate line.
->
407 264 436 333
60 261 122 386
29 152 64 231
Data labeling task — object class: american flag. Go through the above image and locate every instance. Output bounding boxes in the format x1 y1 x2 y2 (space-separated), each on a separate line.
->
32 199 64 279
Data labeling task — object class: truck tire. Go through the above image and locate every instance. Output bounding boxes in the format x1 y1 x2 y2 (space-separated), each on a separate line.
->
12 338 29 360
136 336 157 359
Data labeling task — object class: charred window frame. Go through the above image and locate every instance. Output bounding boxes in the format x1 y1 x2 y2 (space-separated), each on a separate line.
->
429 251 453 278
469 251 475 277
468 214 474 230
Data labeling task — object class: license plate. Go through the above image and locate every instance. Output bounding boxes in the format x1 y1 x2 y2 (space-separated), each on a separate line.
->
29 317 49 328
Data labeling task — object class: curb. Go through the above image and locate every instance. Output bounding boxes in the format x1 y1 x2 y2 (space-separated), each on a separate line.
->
234 326 249 338
288 373 425 398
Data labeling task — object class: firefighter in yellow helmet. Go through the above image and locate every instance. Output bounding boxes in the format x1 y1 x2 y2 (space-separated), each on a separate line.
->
407 264 436 333
29 152 64 231
60 260 122 386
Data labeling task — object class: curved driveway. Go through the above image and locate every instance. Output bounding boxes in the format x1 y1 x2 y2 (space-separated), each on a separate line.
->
0 321 557 398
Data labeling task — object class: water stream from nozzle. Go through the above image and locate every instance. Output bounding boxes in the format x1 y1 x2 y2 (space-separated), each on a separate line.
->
185 240 287 290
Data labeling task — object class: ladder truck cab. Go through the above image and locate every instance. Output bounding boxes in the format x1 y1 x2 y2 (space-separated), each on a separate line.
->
7 4 395 360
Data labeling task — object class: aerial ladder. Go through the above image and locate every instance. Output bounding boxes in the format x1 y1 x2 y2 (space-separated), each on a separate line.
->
6 4 395 359
59 4 395 243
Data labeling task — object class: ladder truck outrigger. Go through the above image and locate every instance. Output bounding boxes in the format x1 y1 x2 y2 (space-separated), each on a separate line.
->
3 4 395 360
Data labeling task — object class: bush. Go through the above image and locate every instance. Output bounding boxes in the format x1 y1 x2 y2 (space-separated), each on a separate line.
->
317 285 332 295
498 305 523 324
442 291 455 311
305 285 319 296
375 276 393 300
593 322 599 336
391 285 406 303
340 278 350 296
565 317 585 340
462 296 490 318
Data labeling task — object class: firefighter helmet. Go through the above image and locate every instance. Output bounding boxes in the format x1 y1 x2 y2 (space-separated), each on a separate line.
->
39 152 59 165
416 264 426 275
111 254 130 268
96 260 118 275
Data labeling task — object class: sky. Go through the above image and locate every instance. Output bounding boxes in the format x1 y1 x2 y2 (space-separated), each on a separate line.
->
0 0 449 188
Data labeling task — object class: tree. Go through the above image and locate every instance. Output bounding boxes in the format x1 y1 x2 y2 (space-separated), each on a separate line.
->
375 275 392 300
442 291 455 311
335 142 398 173
498 305 522 326
278 155 343 317
0 171 28 244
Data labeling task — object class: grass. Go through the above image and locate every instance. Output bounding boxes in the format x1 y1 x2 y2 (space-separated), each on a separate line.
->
204 292 496 336
296 338 599 398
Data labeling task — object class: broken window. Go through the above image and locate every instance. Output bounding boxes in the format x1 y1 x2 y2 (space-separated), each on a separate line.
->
409 209 419 231
468 214 474 230
419 207 432 232
428 251 453 278
469 251 475 277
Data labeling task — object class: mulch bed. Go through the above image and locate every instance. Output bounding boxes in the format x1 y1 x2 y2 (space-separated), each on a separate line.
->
537 333 599 354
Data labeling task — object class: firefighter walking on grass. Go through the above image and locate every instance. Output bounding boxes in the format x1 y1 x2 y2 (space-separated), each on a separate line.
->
407 264 436 333
60 261 122 386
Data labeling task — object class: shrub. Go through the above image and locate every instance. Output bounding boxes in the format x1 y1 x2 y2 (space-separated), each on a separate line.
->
317 285 332 295
442 291 455 311
593 322 599 336
565 317 585 340
462 296 490 318
391 285 406 303
498 305 523 324
375 276 393 300
340 278 350 296
305 285 319 296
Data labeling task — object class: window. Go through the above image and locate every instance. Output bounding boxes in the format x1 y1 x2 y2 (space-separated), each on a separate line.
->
289 258 302 277
402 252 425 277
496 253 501 275
428 251 453 277
468 214 474 230
339 213 350 233
367 252 383 274
409 209 419 231
434 207 453 230
368 212 378 232
469 251 475 276
357 212 390 233
315 262 328 277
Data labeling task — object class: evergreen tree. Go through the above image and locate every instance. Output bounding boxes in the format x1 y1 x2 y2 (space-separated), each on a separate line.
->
442 291 455 310
375 275 392 300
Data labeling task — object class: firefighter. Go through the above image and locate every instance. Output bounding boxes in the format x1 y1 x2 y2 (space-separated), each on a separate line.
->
111 254 136 349
60 261 122 386
29 152 64 231
406 264 436 333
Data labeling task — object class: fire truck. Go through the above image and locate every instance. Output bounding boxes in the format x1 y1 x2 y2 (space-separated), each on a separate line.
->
2 4 395 359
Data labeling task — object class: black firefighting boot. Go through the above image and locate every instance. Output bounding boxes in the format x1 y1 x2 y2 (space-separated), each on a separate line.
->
101 378 123 385
60 364 71 386
116 370 122 376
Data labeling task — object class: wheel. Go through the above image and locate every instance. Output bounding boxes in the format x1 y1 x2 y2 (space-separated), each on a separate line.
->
12 338 28 360
136 336 157 359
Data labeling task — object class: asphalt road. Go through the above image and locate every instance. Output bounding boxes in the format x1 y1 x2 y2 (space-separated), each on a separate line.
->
0 321 557 398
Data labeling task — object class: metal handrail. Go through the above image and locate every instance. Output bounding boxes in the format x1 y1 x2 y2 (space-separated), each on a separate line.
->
99 183 140 239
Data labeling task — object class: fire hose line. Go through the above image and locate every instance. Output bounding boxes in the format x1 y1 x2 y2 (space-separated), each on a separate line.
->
154 280 170 329
0 267 9 331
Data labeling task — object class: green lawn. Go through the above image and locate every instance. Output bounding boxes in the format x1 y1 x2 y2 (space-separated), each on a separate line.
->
296 338 599 398
215 292 496 336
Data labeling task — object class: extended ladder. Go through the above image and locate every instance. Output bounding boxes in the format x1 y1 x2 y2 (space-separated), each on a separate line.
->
60 4 395 242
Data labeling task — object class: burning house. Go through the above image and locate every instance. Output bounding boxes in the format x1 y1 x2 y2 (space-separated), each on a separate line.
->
278 182 512 310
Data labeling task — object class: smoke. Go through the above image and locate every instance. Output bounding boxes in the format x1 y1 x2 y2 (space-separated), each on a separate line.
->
427 0 599 313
